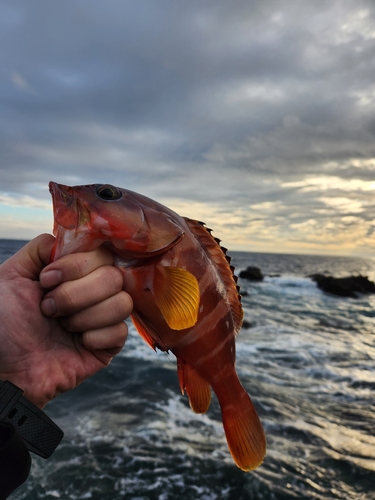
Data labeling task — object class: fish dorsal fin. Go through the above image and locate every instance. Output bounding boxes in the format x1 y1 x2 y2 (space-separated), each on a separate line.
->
184 218 244 335
153 265 200 331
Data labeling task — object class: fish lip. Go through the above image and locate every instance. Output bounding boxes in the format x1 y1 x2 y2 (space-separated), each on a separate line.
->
49 181 74 202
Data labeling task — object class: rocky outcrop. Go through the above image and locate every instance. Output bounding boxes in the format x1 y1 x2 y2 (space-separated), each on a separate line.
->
241 319 253 329
239 266 264 281
310 274 375 298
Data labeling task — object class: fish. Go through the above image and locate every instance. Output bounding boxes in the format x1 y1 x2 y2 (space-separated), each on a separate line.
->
49 181 266 471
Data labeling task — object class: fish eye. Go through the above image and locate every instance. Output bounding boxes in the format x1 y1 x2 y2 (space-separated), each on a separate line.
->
95 185 122 201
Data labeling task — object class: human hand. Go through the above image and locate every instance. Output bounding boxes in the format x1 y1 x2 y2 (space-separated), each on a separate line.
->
0 234 132 408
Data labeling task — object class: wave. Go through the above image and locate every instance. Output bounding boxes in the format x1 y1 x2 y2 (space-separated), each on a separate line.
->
264 275 318 288
9 246 375 500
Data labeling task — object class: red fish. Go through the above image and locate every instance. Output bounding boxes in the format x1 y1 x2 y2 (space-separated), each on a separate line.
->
49 182 266 470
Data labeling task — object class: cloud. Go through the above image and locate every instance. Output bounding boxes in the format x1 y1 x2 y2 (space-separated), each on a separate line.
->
11 71 36 93
1 0 375 255
0 193 51 210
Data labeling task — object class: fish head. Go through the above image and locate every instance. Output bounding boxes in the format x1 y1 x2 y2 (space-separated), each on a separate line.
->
49 182 184 261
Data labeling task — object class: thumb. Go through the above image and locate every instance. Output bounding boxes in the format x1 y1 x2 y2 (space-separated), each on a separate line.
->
1 234 55 280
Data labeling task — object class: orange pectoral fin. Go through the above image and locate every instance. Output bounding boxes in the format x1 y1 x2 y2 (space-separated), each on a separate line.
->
177 359 211 414
153 266 200 331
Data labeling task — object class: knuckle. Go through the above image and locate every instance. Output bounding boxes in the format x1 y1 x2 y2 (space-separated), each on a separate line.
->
57 285 76 312
112 322 128 347
119 325 128 345
74 256 91 278
59 253 88 281
99 266 124 294
119 291 133 314
113 292 133 320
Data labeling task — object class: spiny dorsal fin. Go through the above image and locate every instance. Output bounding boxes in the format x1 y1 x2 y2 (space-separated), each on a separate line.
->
183 218 244 335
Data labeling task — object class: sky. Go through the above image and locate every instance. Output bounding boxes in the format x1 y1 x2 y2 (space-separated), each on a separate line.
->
1 0 375 256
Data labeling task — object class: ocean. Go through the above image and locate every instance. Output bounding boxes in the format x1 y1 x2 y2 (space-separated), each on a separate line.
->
1 239 375 500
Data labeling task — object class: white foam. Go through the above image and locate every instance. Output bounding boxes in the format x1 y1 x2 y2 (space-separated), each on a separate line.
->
264 275 317 288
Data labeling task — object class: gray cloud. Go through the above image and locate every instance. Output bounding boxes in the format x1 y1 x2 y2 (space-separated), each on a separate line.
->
1 0 375 254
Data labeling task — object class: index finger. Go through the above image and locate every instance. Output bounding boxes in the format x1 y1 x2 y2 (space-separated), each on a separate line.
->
40 246 115 288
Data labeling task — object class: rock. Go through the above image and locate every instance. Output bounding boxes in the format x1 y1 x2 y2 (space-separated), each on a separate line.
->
310 274 375 298
241 319 253 329
239 266 264 281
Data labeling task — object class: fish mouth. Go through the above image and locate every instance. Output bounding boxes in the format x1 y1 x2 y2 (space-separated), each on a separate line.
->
49 181 95 261
49 181 90 231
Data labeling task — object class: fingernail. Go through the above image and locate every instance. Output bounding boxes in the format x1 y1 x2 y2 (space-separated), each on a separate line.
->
40 270 63 288
41 297 57 316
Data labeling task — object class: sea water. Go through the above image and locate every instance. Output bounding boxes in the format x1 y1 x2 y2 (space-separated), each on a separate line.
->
1 241 375 500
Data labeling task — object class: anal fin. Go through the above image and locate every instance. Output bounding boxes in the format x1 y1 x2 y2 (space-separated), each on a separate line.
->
177 358 211 414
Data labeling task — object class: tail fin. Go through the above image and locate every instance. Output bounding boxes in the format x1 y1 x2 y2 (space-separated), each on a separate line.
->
221 392 266 471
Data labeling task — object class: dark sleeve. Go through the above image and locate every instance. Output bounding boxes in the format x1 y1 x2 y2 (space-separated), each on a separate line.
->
0 422 31 500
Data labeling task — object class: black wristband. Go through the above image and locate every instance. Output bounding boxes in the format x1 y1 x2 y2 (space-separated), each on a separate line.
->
0 380 63 458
